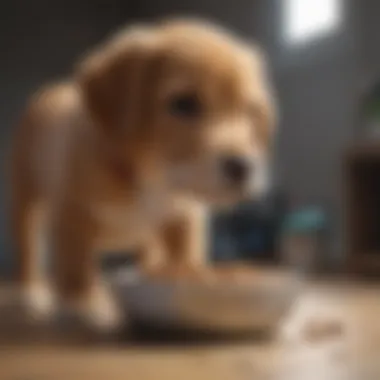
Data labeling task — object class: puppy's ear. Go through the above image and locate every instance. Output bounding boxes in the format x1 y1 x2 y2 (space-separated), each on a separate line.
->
250 45 277 148
76 27 159 136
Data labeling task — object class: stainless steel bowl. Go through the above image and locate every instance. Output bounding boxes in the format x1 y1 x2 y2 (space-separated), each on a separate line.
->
112 267 300 333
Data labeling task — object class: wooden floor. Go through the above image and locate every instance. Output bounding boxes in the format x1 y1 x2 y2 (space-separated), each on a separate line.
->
1 279 380 380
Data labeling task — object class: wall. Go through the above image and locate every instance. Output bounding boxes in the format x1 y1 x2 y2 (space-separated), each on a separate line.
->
268 1 364 265
355 0 380 85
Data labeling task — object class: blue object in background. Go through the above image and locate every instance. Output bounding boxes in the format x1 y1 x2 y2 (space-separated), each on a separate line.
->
282 207 327 236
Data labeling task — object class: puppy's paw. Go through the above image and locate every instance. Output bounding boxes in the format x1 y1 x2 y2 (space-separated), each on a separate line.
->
84 285 122 333
61 284 122 336
19 282 56 322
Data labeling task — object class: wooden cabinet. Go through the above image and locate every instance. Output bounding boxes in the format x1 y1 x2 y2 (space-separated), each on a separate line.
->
346 144 380 274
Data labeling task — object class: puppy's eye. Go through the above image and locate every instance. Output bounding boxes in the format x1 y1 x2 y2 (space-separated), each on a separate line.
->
168 93 202 119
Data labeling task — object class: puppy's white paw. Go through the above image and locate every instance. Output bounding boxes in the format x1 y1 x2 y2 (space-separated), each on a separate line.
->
84 286 122 333
63 284 122 335
20 283 56 322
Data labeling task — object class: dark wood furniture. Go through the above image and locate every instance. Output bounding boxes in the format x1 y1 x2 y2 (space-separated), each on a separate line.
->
346 143 380 274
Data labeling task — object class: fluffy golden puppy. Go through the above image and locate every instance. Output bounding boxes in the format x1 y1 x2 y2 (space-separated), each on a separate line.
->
10 19 276 330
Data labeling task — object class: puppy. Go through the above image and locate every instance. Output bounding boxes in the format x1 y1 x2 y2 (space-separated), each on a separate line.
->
10 19 276 330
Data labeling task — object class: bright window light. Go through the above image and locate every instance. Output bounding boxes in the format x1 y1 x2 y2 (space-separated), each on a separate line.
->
284 0 342 46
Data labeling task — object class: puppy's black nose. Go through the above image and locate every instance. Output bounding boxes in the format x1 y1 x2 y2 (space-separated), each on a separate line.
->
221 156 251 184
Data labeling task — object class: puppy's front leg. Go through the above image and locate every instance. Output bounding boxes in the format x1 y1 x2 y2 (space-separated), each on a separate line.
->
157 205 212 280
51 201 120 332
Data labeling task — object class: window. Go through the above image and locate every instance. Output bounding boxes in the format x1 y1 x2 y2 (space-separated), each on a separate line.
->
283 0 343 46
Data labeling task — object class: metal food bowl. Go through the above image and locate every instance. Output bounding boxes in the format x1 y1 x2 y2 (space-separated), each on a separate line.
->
112 266 300 334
